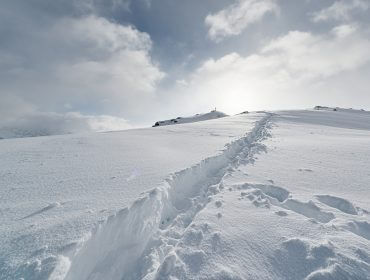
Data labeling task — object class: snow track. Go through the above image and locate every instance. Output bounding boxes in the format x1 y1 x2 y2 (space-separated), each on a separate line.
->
57 113 273 280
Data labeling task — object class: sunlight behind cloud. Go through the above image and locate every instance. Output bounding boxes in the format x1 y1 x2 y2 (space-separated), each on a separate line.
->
170 24 370 115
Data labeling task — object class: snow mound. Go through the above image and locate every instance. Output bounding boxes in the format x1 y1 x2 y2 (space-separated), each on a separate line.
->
152 110 228 127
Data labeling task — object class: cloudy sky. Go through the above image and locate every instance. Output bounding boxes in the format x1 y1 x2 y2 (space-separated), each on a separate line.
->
1 0 370 136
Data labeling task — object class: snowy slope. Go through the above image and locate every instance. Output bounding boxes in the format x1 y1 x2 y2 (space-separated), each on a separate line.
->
0 113 263 280
152 110 228 127
150 109 370 280
1 109 370 280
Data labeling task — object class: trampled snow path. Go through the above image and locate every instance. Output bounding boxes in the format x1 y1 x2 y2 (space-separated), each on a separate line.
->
57 113 273 280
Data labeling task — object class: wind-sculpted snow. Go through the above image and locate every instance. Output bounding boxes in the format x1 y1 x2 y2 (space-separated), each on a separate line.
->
60 114 273 280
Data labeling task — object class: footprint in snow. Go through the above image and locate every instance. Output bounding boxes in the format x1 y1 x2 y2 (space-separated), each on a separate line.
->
316 194 359 215
215 200 223 208
183 228 204 246
240 183 335 223
282 199 335 223
211 232 222 251
20 202 61 220
273 238 336 279
177 249 205 273
275 210 288 217
298 168 313 172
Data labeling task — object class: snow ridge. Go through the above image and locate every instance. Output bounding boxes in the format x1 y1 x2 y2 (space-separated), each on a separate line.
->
57 113 273 280
152 110 228 127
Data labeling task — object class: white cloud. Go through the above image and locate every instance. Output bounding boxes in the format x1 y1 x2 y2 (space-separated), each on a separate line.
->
0 93 36 121
311 0 369 22
261 24 369 78
1 15 164 123
57 15 152 53
87 114 132 131
51 15 164 115
0 111 132 139
0 14 164 137
74 0 132 14
205 0 278 42
171 24 370 114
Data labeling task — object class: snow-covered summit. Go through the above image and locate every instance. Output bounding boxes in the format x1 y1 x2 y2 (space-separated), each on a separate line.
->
152 110 228 127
